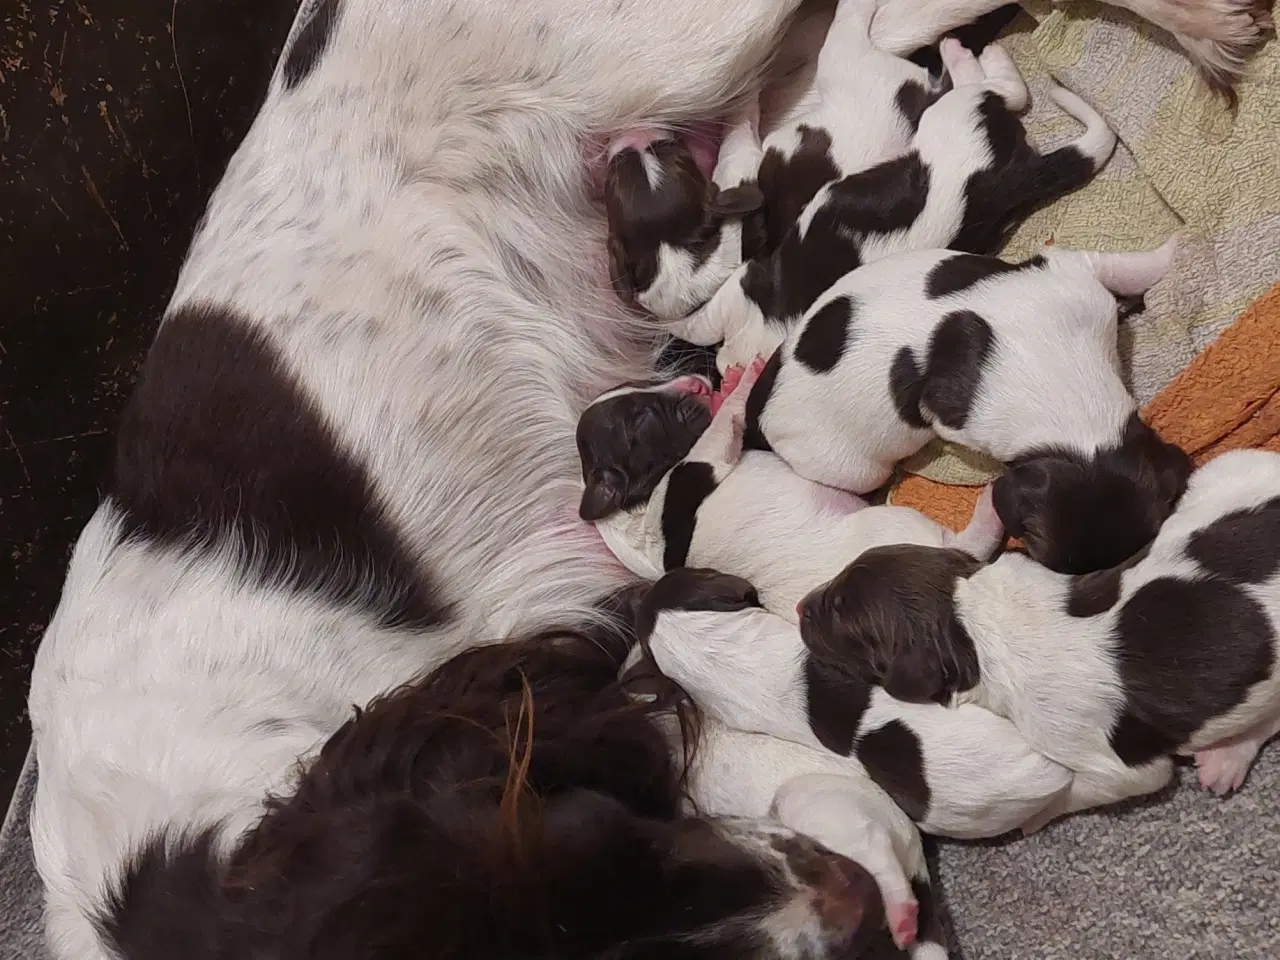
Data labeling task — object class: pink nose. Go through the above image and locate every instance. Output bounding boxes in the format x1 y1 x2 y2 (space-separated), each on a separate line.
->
796 600 805 618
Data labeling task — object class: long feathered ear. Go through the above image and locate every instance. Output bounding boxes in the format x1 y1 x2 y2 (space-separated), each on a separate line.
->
579 467 628 521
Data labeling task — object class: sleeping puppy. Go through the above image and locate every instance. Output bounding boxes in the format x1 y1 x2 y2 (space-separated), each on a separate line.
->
672 39 1118 375
797 448 1280 833
577 358 1005 618
628 567 1073 839
745 239 1190 574
605 102 768 320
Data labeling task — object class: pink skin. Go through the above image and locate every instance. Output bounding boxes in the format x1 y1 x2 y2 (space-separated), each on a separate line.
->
1194 712 1280 795
586 122 726 199
713 354 767 414
888 900 919 949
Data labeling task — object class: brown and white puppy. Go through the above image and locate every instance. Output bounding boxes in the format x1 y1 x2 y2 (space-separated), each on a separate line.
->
743 241 1190 574
629 567 1073 839
798 449 1280 831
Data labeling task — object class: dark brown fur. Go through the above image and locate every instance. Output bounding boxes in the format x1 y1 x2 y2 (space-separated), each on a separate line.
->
798 545 984 704
604 138 763 307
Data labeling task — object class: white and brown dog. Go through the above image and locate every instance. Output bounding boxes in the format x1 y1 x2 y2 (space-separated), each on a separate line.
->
628 566 1073 839
576 358 1004 618
744 240 1191 573
23 0 1264 958
798 448 1280 831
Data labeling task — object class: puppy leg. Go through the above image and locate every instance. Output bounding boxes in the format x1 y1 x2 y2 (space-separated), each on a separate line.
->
772 773 922 950
975 41 1029 111
938 37 985 87
1075 237 1179 297
687 356 767 474
1021 757 1174 834
1194 711 1280 795
941 484 1005 561
666 262 754 340
870 0 1012 57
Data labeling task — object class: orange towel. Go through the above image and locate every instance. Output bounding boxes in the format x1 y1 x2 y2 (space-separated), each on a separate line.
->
889 281 1280 531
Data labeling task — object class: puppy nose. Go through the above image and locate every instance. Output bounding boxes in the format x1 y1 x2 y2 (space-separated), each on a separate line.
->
796 600 805 618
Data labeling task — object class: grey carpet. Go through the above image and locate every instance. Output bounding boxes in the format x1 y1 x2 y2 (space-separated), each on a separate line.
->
2 745 1277 958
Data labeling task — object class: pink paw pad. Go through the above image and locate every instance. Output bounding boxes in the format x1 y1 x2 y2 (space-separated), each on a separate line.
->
720 364 746 396
748 355 768 377
1195 742 1256 796
888 901 918 948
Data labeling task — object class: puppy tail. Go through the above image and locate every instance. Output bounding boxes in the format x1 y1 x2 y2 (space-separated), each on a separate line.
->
1076 235 1180 297
1045 83 1117 173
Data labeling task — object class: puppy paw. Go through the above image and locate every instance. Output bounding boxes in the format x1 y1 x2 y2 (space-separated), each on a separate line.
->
887 899 919 949
720 364 746 397
939 37 983 87
1195 740 1259 795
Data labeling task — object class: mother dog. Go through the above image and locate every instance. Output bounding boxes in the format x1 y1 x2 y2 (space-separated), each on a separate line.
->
23 1 1260 959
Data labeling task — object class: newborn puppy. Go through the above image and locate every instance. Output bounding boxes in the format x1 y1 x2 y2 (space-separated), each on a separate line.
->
746 239 1189 573
604 104 768 320
798 448 1280 832
578 358 1005 618
629 567 1072 838
671 39 1117 374
606 0 943 326
667 711 951 956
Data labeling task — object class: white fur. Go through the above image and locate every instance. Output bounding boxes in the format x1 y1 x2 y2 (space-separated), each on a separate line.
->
25 1 826 957
684 720 942 957
754 241 1175 493
594 362 1006 617
641 604 1072 837
674 43 1118 374
952 449 1280 826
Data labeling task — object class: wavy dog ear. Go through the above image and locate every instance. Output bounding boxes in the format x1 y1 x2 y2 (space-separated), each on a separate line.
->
579 467 628 521
706 183 764 217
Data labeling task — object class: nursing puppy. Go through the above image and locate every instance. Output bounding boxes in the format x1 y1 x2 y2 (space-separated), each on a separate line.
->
605 102 768 320
671 40 1117 374
746 240 1190 573
606 0 941 324
798 448 1280 832
630 567 1073 838
577 358 1005 618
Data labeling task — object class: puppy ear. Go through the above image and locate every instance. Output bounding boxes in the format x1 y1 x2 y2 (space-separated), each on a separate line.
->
991 473 1025 538
579 468 628 521
880 640 953 704
707 183 764 217
648 568 761 615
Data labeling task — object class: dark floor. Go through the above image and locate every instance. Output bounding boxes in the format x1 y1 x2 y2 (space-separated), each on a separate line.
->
0 0 299 805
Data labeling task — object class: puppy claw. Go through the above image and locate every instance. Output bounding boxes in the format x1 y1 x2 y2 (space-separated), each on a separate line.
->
720 364 746 397
1195 741 1258 795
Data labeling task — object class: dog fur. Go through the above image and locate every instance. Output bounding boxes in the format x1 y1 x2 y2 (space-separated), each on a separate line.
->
23 1 961 958
578 359 1006 618
630 567 1073 838
744 240 1190 573
665 38 1117 375
799 448 1280 830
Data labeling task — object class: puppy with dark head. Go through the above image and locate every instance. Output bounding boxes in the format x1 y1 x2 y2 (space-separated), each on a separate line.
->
993 412 1192 574
604 109 767 320
798 449 1280 833
798 545 984 705
577 374 716 522
627 568 1071 840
